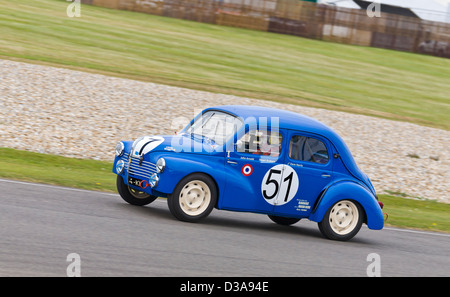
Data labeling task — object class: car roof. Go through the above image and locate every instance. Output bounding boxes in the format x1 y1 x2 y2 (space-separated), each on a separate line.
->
206 105 335 136
204 105 374 192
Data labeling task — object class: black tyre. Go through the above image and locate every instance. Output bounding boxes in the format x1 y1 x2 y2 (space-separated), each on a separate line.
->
318 200 364 241
116 175 158 206
268 215 300 226
168 173 217 222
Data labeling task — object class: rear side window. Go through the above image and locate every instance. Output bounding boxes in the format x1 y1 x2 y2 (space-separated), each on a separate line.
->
289 135 329 164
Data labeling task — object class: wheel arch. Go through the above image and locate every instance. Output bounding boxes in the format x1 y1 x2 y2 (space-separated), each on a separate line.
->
156 154 225 199
308 181 384 230
173 171 221 207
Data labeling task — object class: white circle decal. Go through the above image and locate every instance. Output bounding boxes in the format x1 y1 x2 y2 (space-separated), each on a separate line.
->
261 165 299 206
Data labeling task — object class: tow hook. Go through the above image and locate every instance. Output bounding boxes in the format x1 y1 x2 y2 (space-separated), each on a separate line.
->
378 201 388 221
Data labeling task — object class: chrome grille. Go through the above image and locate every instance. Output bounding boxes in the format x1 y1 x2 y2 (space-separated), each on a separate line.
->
128 155 157 180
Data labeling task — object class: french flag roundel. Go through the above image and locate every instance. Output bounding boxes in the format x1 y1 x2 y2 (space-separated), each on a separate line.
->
241 164 253 177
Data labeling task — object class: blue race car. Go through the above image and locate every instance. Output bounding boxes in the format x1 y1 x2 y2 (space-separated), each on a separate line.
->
113 105 384 241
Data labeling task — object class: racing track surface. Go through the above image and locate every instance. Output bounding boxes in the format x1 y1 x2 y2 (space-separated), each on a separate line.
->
0 179 449 277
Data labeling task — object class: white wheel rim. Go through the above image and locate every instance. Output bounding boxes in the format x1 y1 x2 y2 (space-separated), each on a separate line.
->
179 180 211 216
329 200 359 235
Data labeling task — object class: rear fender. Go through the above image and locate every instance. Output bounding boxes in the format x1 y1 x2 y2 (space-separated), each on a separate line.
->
308 181 384 230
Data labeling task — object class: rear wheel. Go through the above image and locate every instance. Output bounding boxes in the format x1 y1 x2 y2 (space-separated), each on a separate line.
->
168 174 217 222
116 175 158 206
318 200 363 241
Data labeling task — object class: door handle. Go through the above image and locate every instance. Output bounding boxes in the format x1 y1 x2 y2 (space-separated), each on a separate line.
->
321 174 331 178
227 160 238 165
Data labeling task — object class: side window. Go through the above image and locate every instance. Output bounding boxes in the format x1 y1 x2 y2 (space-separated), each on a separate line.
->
236 129 282 157
289 135 329 164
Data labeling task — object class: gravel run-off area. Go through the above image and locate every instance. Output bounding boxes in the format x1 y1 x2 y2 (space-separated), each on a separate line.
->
0 59 449 203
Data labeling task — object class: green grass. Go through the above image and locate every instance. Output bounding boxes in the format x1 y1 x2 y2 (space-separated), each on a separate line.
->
1 147 448 234
0 0 449 129
380 195 450 233
0 148 116 192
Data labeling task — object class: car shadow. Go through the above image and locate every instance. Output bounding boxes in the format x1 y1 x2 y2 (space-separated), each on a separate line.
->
204 213 323 239
114 200 375 244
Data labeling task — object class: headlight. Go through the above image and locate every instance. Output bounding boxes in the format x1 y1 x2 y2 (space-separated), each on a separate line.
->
149 173 159 188
156 158 166 173
115 160 125 174
115 142 124 157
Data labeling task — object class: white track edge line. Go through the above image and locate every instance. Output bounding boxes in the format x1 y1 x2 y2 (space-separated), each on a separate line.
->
0 178 448 237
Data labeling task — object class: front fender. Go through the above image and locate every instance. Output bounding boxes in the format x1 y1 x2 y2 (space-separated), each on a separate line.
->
155 154 226 196
308 181 384 230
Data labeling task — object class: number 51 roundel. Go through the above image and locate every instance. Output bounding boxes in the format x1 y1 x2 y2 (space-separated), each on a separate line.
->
261 165 299 206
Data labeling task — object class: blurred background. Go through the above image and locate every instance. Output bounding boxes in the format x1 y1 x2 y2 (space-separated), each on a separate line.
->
82 0 450 58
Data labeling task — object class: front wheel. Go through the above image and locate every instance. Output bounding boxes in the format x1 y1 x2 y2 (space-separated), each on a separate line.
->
116 175 158 206
318 200 364 241
168 174 217 223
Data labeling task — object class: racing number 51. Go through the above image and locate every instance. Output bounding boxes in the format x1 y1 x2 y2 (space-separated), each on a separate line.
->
262 169 294 202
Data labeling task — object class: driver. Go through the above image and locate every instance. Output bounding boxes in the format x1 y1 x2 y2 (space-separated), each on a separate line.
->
259 132 281 157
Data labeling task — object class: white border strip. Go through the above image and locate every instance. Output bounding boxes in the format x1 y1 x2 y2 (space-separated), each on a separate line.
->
383 227 450 237
0 178 168 204
0 178 118 196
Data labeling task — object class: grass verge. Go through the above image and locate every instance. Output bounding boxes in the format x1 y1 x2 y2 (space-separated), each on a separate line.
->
0 0 449 129
1 148 448 233
0 148 116 192
380 195 449 233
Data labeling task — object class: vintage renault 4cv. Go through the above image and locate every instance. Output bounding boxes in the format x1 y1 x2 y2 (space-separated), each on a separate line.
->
113 105 384 241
